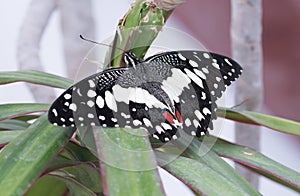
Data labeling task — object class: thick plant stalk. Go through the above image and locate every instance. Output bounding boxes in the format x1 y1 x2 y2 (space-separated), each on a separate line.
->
58 0 95 79
17 0 57 103
107 0 174 68
230 0 263 188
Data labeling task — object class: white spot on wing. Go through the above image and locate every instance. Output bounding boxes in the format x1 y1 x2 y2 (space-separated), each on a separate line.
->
121 112 130 119
88 113 94 118
212 63 220 69
224 58 232 66
69 103 77 111
133 119 142 126
193 119 200 128
203 53 210 59
202 67 209 74
96 96 105 108
185 118 191 127
87 100 95 107
153 134 160 140
203 107 211 115
64 94 71 100
52 109 58 117
99 115 105 120
77 89 82 96
194 69 206 79
87 90 97 98
143 118 153 127
201 91 206 100
155 125 165 134
195 110 204 121
178 53 186 61
189 60 198 67
184 68 204 88
161 122 172 130
105 91 118 112
88 80 95 88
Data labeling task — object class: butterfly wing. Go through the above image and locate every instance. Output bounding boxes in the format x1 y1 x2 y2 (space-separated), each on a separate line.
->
48 68 129 127
145 50 243 137
48 65 177 142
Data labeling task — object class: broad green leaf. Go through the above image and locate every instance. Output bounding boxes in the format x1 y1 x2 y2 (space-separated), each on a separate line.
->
0 103 49 121
25 175 67 196
218 108 300 136
0 70 72 89
14 115 39 122
50 172 96 196
0 119 30 130
65 141 98 163
0 130 23 144
0 114 74 195
156 151 255 196
169 136 259 195
81 127 164 196
212 138 300 192
63 164 102 193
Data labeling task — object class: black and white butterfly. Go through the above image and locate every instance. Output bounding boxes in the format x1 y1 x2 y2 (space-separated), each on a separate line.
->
48 51 242 142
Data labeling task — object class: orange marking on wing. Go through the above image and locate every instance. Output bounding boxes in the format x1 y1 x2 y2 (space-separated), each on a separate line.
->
163 112 174 124
175 110 183 123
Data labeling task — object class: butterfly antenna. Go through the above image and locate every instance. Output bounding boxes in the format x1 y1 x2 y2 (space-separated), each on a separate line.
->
79 35 126 53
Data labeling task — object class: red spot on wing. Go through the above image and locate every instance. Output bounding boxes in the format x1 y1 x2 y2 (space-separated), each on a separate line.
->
163 112 174 124
175 110 183 123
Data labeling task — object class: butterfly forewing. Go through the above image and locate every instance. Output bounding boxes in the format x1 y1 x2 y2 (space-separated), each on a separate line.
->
145 51 242 137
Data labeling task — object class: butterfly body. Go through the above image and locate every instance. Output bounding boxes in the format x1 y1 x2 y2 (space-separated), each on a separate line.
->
48 51 242 142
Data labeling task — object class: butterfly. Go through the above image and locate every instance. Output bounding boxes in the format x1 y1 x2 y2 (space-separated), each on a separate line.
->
48 50 242 142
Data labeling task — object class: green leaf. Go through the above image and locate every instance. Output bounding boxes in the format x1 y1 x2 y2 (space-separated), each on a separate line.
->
0 103 50 121
156 151 255 196
217 108 300 136
0 119 30 130
25 175 67 196
0 114 74 195
167 135 259 195
50 171 97 196
0 70 72 89
212 138 300 192
63 164 102 193
65 141 98 163
79 127 164 196
0 130 23 144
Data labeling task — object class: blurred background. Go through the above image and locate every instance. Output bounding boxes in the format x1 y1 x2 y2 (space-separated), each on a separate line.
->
0 0 299 195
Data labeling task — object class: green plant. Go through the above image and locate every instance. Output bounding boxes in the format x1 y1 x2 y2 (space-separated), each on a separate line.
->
1 1 300 195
